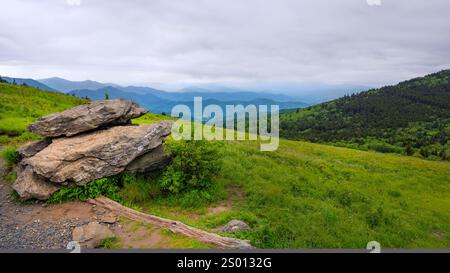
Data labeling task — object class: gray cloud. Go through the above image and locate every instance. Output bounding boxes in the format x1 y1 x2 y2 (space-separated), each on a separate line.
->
0 0 450 88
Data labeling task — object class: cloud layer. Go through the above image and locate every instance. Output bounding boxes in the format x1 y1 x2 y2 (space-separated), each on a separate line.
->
0 0 449 87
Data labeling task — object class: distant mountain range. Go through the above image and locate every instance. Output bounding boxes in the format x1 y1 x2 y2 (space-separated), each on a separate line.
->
1 75 371 114
68 86 308 114
39 77 121 92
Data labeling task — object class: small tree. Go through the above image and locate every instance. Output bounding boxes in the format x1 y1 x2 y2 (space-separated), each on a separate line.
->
104 92 110 100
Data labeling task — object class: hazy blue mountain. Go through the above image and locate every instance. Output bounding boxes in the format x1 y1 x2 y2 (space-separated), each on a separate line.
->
39 77 120 93
119 86 171 97
244 82 371 104
118 85 298 102
176 86 297 102
69 86 308 114
69 87 179 113
173 82 371 103
2 77 56 92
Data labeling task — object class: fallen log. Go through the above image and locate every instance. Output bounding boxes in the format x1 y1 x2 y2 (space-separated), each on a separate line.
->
88 196 253 249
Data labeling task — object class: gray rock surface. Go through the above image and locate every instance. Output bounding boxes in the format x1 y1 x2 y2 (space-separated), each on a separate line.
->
220 220 250 233
22 121 173 186
28 99 148 137
18 139 52 158
12 165 59 200
72 222 114 248
125 145 171 173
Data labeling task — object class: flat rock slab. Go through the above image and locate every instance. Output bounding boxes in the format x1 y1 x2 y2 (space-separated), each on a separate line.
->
23 121 173 186
28 99 148 137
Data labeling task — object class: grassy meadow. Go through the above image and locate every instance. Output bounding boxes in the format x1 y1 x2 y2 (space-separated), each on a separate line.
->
126 135 450 248
1 83 450 249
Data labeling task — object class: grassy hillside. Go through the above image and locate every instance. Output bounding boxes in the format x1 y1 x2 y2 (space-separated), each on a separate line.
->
1 82 450 249
0 82 87 144
280 70 450 160
125 135 450 249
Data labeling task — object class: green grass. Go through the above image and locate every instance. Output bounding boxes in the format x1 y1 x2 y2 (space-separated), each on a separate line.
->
132 113 176 124
126 134 450 249
157 228 213 249
1 146 19 166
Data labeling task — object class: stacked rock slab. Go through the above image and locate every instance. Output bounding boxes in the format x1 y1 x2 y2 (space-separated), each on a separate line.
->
13 99 173 200
27 99 148 137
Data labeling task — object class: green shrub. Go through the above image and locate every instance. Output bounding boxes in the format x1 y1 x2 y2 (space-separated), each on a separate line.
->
47 177 121 204
1 146 19 165
367 141 404 154
159 140 223 193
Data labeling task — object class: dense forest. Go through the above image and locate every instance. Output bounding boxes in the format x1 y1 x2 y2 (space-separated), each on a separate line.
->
280 70 450 160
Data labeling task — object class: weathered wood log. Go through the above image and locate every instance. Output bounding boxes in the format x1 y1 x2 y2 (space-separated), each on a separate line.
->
88 196 253 249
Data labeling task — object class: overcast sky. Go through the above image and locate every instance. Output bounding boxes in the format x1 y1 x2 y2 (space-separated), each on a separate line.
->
0 0 450 88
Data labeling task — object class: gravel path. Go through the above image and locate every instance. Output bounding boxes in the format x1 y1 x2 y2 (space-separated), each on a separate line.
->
0 159 93 250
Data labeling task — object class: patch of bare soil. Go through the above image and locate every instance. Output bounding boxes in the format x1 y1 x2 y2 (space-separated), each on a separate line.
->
206 186 245 216
112 219 165 248
206 203 232 216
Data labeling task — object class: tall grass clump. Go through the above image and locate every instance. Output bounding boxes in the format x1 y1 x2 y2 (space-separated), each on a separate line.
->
1 146 20 166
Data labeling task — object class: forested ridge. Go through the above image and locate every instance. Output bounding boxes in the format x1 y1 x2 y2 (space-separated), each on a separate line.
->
280 70 450 160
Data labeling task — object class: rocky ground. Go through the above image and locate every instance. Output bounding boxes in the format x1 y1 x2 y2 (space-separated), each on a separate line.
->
0 158 95 249
0 158 220 250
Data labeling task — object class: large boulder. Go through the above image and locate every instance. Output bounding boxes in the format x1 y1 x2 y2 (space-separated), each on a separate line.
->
21 121 173 186
28 99 148 137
